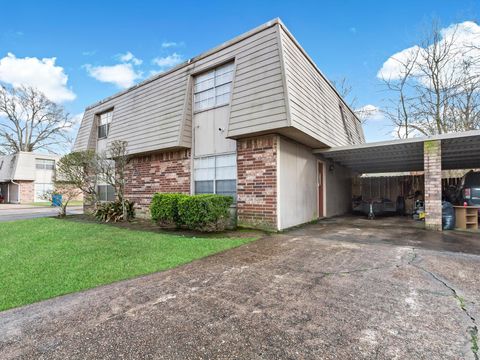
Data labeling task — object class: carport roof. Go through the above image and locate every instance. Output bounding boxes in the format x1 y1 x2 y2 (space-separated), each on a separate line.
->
314 130 480 173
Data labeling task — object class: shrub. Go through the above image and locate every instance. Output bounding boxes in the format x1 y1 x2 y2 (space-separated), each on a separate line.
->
177 194 233 232
94 200 135 222
150 193 234 232
150 193 188 227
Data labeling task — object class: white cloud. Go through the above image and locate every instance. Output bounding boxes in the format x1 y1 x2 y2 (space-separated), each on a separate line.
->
152 53 183 72
377 21 480 81
0 53 76 103
356 104 383 121
84 63 142 89
161 41 183 48
117 51 143 65
66 112 84 133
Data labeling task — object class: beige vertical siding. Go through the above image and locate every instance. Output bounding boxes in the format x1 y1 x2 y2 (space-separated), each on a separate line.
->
279 26 364 147
278 137 318 229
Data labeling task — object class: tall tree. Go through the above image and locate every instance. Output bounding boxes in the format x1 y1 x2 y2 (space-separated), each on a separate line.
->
0 85 71 154
380 21 480 137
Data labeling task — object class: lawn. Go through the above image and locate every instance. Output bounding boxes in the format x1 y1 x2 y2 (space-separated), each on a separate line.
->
0 218 257 311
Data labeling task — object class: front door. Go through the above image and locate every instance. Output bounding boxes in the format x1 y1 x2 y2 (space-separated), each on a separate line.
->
318 162 324 217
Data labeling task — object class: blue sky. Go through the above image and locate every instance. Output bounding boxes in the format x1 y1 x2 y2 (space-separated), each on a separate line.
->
1 0 479 145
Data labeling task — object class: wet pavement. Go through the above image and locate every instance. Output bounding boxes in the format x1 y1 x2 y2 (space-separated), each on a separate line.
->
0 205 83 222
0 216 479 359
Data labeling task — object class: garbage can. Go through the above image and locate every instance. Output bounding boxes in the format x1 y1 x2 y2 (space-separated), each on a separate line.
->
52 194 62 207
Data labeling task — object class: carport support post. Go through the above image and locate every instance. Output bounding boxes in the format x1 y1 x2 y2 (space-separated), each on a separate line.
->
424 140 442 231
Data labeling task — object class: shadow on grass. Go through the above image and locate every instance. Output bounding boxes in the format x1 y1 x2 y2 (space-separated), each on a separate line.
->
58 214 267 240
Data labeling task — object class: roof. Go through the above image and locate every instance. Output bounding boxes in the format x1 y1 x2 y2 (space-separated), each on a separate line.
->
314 130 480 173
0 152 60 182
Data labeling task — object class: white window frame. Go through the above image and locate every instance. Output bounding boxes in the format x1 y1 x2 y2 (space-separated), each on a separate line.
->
97 110 113 139
193 153 237 200
35 159 55 170
97 184 115 202
193 62 234 112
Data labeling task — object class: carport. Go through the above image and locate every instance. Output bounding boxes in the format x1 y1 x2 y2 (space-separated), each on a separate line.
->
314 130 480 230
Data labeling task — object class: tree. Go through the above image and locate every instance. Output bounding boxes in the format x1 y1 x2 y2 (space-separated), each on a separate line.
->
379 20 480 138
0 85 72 154
57 141 131 219
98 140 129 219
43 182 82 217
333 77 376 124
56 150 101 208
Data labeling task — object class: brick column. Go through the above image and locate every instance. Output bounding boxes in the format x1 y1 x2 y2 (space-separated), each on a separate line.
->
237 135 278 230
424 140 442 231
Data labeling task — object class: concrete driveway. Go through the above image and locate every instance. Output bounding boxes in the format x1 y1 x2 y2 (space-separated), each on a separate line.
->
0 217 479 359
0 204 83 222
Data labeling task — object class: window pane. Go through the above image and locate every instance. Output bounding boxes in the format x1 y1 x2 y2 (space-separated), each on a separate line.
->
194 70 215 93
215 63 234 86
98 124 108 139
216 180 236 201
194 156 215 169
195 180 214 194
216 166 236 180
107 185 115 201
99 111 113 125
98 185 106 201
45 160 55 170
215 154 236 167
194 168 215 181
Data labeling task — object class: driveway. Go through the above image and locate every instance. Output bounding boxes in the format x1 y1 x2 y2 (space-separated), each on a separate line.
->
0 204 83 222
0 217 479 359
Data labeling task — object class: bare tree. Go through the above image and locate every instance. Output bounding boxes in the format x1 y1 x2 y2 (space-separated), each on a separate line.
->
333 77 373 123
380 46 421 138
380 20 480 138
0 86 71 154
98 140 129 218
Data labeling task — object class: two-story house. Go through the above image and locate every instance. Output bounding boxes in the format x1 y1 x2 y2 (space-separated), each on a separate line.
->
74 18 364 230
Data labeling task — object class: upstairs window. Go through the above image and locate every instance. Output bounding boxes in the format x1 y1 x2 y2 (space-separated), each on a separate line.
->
194 62 234 112
97 110 113 139
36 159 55 170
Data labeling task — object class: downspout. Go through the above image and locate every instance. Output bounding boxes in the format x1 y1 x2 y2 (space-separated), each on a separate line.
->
10 154 20 204
10 179 20 204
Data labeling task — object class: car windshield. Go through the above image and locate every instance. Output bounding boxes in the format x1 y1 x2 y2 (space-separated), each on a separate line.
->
464 172 480 188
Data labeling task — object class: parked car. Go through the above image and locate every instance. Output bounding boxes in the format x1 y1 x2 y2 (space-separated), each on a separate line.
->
459 171 480 210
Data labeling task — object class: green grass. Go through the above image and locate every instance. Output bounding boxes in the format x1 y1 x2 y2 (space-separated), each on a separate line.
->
0 218 257 311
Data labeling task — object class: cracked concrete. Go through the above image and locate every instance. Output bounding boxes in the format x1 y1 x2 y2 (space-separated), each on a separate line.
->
1 216 480 359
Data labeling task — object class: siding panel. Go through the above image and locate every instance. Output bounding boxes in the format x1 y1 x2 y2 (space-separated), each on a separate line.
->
279 27 364 147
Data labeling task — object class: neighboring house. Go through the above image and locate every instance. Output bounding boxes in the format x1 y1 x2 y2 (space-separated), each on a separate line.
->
0 152 60 203
74 18 364 230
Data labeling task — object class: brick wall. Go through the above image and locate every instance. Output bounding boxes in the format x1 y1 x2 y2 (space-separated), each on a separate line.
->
424 140 442 231
125 149 191 214
18 180 34 203
237 135 278 230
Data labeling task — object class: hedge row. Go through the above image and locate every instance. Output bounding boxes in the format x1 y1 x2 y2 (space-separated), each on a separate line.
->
150 193 233 232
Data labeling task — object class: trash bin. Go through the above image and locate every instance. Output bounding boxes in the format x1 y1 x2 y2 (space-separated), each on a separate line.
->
52 194 62 207
442 201 455 230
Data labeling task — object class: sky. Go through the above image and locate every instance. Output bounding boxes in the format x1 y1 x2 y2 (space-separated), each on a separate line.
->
1 0 479 149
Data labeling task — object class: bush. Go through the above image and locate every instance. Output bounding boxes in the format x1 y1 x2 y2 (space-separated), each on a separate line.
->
150 193 233 232
94 200 135 222
150 193 188 227
178 194 233 232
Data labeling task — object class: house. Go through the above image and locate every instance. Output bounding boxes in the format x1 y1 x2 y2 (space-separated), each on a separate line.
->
73 18 366 230
0 152 60 203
